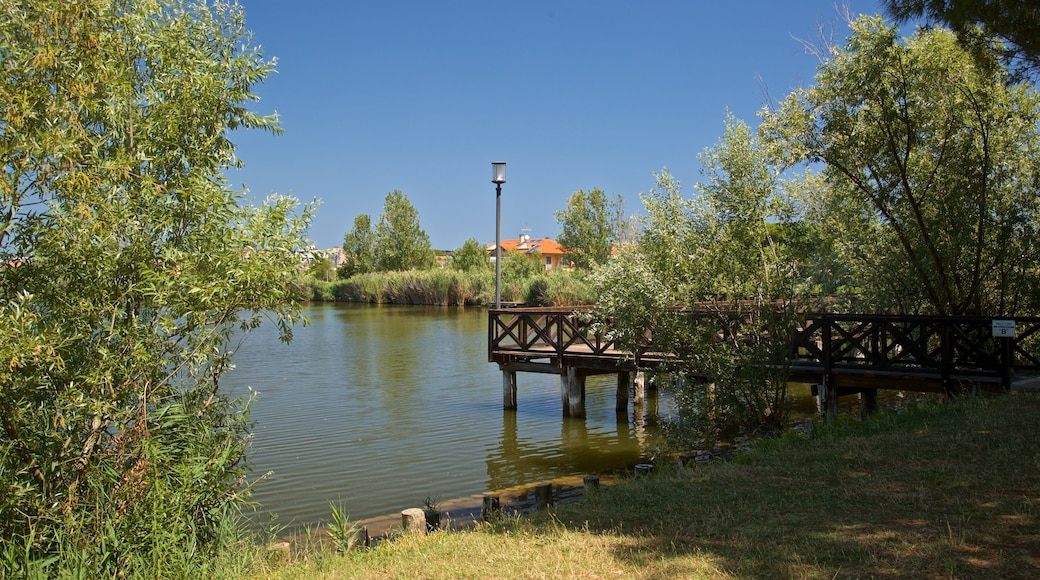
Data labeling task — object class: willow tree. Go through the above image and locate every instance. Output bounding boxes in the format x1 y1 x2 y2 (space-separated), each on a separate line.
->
0 0 311 573
590 117 811 447
762 15 1040 316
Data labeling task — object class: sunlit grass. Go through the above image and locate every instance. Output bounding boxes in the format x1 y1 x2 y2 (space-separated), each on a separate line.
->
261 391 1040 579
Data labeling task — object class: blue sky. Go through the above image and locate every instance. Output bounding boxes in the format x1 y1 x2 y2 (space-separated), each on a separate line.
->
228 1 884 251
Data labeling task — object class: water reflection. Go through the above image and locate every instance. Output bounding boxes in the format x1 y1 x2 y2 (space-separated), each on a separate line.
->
225 304 669 529
485 382 666 491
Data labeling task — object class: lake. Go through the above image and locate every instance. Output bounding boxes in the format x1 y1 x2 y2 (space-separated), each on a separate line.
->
224 303 671 530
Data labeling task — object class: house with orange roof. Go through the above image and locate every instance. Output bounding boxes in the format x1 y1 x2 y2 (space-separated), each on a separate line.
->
486 233 571 271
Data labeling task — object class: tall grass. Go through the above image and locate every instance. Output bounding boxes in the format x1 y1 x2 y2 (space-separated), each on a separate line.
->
0 391 273 579
323 270 491 305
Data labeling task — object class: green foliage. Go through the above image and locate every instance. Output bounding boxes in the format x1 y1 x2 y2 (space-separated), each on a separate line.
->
450 237 491 272
637 169 702 297
662 305 800 449
554 188 626 269
374 190 435 272
501 249 542 285
0 0 310 575
306 256 337 282
306 278 337 302
761 15 1040 316
586 250 671 360
339 214 376 278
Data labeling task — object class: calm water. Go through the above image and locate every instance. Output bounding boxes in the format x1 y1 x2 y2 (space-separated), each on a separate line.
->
224 303 669 529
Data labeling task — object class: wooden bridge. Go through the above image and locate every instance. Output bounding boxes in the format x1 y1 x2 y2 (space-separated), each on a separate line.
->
488 307 1040 417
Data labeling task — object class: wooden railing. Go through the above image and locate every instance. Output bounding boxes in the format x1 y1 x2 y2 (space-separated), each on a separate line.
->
490 307 1040 387
488 306 616 361
788 314 1040 385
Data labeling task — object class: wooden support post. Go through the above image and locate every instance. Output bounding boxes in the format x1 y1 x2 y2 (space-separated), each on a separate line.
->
815 377 838 418
1000 336 1013 390
534 483 553 509
401 508 426 535
503 369 517 410
481 494 501 522
633 370 646 406
860 389 878 418
561 366 585 418
560 370 569 414
583 474 600 490
616 371 630 413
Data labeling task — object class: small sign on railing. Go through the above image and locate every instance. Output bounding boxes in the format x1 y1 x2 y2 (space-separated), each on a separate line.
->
992 319 1016 338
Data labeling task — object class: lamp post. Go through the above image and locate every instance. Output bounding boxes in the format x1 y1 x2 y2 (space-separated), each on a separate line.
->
491 161 506 309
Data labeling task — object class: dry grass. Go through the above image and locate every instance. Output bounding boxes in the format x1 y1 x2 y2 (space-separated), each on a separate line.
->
263 391 1040 579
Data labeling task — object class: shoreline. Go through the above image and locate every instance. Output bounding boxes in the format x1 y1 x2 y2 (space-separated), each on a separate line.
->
270 473 621 552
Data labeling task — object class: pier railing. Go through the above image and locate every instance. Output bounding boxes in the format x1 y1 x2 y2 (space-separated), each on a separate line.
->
490 307 1040 388
488 306 616 361
788 314 1040 386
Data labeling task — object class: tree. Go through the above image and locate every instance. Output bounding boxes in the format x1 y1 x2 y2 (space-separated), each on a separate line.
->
0 0 311 572
624 118 806 446
451 237 491 272
884 0 1040 81
762 15 1040 316
340 213 376 277
307 255 337 282
374 190 434 271
554 188 625 269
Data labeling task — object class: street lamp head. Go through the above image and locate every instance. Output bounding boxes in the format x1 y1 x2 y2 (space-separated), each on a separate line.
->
491 161 506 184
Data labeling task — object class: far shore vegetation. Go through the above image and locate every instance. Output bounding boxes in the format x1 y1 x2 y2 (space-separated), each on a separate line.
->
4 1 1040 578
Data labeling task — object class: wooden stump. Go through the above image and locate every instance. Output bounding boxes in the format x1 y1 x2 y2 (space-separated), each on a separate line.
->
635 463 653 477
583 474 600 490
401 508 426 535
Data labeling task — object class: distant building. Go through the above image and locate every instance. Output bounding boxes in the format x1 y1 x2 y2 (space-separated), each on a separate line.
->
324 247 346 270
486 233 571 271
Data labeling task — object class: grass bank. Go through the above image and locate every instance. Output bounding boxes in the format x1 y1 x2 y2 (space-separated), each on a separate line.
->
259 391 1040 579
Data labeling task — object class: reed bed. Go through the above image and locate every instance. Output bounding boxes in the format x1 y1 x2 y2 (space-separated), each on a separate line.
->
303 269 592 307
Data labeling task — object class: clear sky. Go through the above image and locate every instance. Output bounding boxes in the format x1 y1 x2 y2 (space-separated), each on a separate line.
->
228 1 885 251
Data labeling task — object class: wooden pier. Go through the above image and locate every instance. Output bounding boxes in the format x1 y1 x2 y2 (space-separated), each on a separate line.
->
488 307 1040 417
